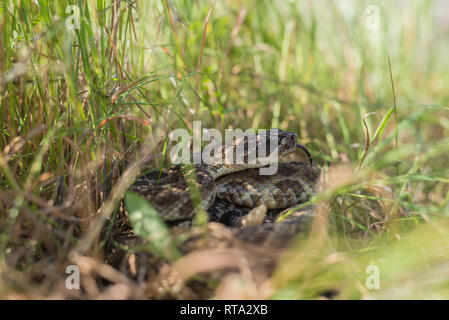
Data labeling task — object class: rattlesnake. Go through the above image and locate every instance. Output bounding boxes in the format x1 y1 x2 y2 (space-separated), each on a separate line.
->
106 129 321 297
128 129 319 223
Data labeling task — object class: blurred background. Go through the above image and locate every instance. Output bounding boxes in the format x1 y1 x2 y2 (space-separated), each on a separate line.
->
0 0 448 299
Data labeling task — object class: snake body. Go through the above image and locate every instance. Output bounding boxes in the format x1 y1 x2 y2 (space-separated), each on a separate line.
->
125 130 320 242
129 130 306 220
106 130 320 297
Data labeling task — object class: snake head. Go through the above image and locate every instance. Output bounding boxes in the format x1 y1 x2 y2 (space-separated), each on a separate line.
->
275 129 298 156
208 129 312 169
268 129 313 165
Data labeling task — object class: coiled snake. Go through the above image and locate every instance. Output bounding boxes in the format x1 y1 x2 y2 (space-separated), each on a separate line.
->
128 130 320 230
106 129 321 296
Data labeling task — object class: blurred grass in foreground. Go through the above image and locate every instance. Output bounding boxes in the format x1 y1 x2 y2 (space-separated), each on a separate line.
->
0 0 448 299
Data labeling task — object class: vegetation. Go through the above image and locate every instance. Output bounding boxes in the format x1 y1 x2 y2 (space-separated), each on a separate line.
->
0 0 448 299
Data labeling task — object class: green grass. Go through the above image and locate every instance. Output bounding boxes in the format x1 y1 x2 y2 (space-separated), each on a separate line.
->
1 0 449 299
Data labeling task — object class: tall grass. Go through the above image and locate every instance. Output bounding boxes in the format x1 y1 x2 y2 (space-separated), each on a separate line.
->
0 0 448 299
